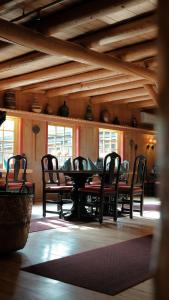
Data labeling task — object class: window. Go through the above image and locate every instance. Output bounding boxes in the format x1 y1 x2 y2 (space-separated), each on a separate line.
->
48 124 74 167
99 128 121 158
0 117 19 168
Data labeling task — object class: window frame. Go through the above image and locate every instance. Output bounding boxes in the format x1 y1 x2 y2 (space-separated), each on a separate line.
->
47 122 75 167
0 116 20 169
98 127 123 159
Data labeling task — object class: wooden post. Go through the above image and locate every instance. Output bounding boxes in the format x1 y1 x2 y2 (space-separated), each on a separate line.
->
153 1 169 299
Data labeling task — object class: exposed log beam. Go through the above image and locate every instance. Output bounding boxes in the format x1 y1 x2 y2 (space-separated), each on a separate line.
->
115 95 152 105
113 40 157 62
19 41 157 93
0 18 157 84
0 2 157 65
0 39 157 75
143 83 158 105
0 62 97 91
66 79 149 99
127 100 155 108
79 14 157 49
38 0 157 36
91 87 148 104
46 76 145 97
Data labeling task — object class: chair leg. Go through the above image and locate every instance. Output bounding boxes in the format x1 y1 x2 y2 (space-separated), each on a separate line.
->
130 194 133 219
113 195 118 222
99 197 104 224
140 194 144 216
42 192 46 217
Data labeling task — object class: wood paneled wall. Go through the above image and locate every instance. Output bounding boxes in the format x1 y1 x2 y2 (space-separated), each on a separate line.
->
0 91 156 200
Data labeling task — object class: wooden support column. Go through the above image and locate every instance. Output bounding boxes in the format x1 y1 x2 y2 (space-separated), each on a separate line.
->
153 2 169 300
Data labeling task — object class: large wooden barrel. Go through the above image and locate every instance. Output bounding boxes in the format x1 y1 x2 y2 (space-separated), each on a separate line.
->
0 193 33 254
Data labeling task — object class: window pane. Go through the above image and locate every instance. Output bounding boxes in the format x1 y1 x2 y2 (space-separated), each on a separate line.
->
4 131 14 142
99 128 119 159
48 124 73 167
3 120 14 130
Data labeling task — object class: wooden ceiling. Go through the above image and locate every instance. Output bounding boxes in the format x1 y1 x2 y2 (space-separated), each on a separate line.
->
0 0 158 109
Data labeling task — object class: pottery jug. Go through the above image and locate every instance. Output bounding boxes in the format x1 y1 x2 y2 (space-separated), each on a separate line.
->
58 101 69 117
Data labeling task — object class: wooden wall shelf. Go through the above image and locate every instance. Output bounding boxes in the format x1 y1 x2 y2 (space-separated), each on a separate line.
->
2 107 156 134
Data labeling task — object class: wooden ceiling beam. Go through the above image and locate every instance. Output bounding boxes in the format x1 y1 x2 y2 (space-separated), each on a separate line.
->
0 18 157 83
143 83 158 105
0 62 97 91
65 79 150 99
114 95 152 105
79 14 157 49
127 100 155 108
45 76 143 97
38 0 157 35
0 39 157 74
91 87 148 104
112 40 157 62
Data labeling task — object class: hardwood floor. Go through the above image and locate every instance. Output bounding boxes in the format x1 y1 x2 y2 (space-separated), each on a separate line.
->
0 197 160 300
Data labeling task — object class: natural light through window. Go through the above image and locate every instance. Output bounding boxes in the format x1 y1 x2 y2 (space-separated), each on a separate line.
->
48 124 73 167
99 128 120 158
0 117 18 169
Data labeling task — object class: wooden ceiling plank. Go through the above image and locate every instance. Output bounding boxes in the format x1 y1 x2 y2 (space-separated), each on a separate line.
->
0 62 97 91
45 75 143 97
38 0 156 35
114 95 152 105
91 87 149 104
143 83 158 105
62 79 149 99
0 18 157 84
127 100 155 108
80 14 157 48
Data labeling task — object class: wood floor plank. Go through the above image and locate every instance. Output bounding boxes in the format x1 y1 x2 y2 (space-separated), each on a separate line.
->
0 198 159 299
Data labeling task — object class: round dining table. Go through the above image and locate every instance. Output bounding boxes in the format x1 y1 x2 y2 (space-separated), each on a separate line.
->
57 170 102 221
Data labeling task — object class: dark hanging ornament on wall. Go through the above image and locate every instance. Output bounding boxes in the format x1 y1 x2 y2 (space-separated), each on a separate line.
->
85 104 93 121
58 101 69 117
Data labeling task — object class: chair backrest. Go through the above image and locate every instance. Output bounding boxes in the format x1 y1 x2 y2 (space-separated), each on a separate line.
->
131 155 147 188
119 160 130 183
41 154 60 185
73 156 88 170
101 152 121 189
6 155 27 191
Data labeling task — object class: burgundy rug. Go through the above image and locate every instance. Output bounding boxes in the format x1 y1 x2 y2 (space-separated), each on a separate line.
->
23 235 153 296
29 217 81 233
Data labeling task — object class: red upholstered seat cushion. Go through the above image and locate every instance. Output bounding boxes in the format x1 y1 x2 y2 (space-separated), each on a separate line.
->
0 181 34 190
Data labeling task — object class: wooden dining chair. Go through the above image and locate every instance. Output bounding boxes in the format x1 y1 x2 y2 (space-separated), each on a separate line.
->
0 155 35 197
73 156 88 170
41 154 72 218
119 160 130 184
78 152 121 223
118 155 147 218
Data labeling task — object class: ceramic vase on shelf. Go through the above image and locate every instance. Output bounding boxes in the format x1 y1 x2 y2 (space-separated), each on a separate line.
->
58 101 69 117
4 91 16 109
131 116 138 128
85 104 93 121
31 97 42 113
44 103 53 115
100 109 110 123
